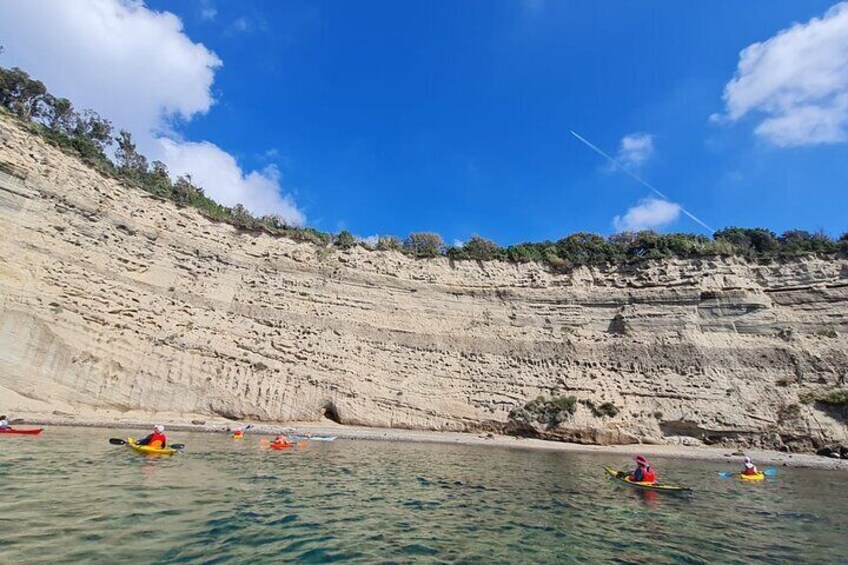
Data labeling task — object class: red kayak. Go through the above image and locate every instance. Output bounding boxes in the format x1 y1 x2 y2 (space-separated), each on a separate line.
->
0 427 44 435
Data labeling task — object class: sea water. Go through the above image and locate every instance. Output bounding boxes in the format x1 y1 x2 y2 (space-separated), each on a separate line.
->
1 427 846 563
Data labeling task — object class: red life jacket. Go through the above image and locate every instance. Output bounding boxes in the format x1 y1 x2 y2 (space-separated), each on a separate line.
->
148 432 166 448
637 466 657 483
742 466 758 476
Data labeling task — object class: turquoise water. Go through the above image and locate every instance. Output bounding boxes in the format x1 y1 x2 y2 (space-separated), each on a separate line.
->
1 428 847 564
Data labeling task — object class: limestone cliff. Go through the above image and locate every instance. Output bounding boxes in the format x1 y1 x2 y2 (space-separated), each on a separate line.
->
1 115 846 451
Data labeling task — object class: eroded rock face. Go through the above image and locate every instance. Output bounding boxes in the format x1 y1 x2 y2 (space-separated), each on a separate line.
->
1 115 846 450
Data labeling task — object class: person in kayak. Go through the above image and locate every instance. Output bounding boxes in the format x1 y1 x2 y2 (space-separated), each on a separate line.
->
270 434 291 448
629 455 657 483
136 425 167 448
0 415 9 429
232 426 244 439
741 456 759 476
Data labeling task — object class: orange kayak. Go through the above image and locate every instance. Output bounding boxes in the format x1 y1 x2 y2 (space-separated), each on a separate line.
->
270 442 293 450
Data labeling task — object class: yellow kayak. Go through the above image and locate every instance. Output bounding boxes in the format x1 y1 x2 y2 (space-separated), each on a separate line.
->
740 472 765 481
127 437 177 456
604 466 692 494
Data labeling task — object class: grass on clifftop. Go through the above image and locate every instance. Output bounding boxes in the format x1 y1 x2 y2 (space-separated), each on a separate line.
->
2 64 847 272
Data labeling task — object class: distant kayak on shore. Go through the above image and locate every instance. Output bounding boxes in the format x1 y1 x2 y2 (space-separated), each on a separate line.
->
0 427 44 435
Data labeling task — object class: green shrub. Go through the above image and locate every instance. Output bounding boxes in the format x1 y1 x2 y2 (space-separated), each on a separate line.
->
814 390 848 406
715 227 779 256
509 395 577 429
581 399 620 418
801 389 848 407
461 235 504 261
334 230 356 249
376 236 403 252
291 228 332 246
404 232 444 258
505 242 547 263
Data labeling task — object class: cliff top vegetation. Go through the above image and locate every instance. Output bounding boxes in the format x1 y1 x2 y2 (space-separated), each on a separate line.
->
2 64 846 272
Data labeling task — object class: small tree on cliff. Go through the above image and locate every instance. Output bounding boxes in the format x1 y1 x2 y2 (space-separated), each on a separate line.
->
146 160 173 197
463 235 503 261
404 232 444 258
115 130 148 180
376 236 403 252
74 110 114 153
334 230 356 250
173 174 202 204
0 66 49 120
45 96 76 135
229 203 256 229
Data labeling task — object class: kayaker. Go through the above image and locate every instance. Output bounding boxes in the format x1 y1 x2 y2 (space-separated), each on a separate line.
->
270 434 291 448
0 415 9 429
629 455 657 483
741 456 759 476
136 425 167 448
232 426 244 439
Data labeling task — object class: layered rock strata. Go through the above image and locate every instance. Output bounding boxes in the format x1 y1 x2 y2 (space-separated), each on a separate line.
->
1 115 846 450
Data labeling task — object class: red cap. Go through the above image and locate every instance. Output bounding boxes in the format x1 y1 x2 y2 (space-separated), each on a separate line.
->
634 455 649 465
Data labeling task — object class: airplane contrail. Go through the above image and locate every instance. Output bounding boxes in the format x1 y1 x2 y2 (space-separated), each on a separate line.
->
569 130 715 233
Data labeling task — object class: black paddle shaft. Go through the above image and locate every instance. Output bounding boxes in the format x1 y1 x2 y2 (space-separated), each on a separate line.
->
108 438 185 450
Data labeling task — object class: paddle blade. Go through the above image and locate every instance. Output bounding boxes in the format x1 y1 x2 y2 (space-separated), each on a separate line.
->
109 438 127 446
170 443 185 450
718 472 734 478
764 469 777 477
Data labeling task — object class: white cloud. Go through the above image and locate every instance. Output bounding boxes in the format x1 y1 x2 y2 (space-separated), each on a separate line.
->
0 0 220 137
613 198 681 232
615 133 654 169
156 139 305 224
715 2 848 146
231 17 252 34
199 0 217 21
0 0 304 223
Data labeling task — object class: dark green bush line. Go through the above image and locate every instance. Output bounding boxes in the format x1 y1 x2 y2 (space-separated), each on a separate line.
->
2 65 846 271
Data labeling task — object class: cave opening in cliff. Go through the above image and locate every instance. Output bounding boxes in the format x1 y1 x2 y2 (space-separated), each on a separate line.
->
322 402 342 424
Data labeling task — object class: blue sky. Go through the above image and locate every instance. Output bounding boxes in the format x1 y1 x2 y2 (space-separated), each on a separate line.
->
1 1 847 245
